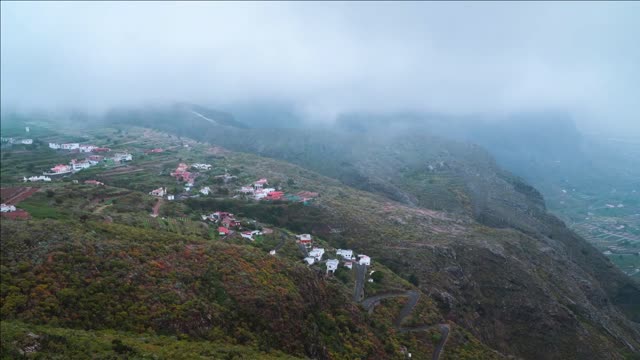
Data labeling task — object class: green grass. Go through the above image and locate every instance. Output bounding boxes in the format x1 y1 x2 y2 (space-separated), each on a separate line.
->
18 199 66 220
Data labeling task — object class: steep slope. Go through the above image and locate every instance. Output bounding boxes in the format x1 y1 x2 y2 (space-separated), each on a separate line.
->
101 106 640 359
214 147 640 359
0 220 396 359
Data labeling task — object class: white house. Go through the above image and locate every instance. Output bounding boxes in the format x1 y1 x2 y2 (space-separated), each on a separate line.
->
296 234 312 241
167 194 175 201
241 230 262 240
269 250 276 256
70 160 92 171
25 176 51 182
49 143 61 149
200 186 211 195
304 257 316 265
358 255 371 266
309 247 325 261
238 186 255 194
1 204 16 212
253 190 268 200
149 187 166 197
192 163 212 170
326 259 339 274
253 178 268 189
20 139 33 145
112 153 133 162
61 143 80 150
336 249 353 260
79 144 97 152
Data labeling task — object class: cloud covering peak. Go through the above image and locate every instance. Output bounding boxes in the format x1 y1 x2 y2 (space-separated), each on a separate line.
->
2 2 639 133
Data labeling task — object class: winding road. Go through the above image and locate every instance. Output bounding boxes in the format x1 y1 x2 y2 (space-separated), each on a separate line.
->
358 287 450 359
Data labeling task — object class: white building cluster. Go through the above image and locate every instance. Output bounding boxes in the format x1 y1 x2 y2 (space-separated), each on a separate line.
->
24 176 51 182
2 137 33 145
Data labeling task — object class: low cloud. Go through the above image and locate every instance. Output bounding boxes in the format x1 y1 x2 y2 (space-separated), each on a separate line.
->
1 2 639 134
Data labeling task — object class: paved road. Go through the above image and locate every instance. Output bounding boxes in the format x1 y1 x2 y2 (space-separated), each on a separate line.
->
353 263 367 302
273 231 287 252
360 289 450 360
297 243 309 257
361 291 410 313
394 290 420 327
431 324 450 360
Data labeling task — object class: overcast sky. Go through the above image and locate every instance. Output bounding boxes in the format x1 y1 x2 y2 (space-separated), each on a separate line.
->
2 2 639 134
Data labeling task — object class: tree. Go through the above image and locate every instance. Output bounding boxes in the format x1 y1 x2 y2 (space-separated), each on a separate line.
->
408 273 419 286
371 271 384 282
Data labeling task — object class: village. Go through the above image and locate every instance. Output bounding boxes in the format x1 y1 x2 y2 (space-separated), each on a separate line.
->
2 127 378 286
198 207 374 278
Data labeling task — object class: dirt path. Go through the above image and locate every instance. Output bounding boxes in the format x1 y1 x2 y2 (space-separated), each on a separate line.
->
191 110 218 125
152 198 163 217
1 187 39 205
94 204 112 214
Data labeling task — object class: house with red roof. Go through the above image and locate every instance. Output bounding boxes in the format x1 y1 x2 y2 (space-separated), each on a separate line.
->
149 187 166 197
253 178 268 189
265 191 285 201
221 217 241 228
88 155 104 162
358 255 371 266
48 164 72 174
218 227 230 236
296 234 313 245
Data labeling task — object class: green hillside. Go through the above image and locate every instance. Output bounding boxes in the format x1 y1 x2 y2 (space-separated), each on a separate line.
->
1 114 638 359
